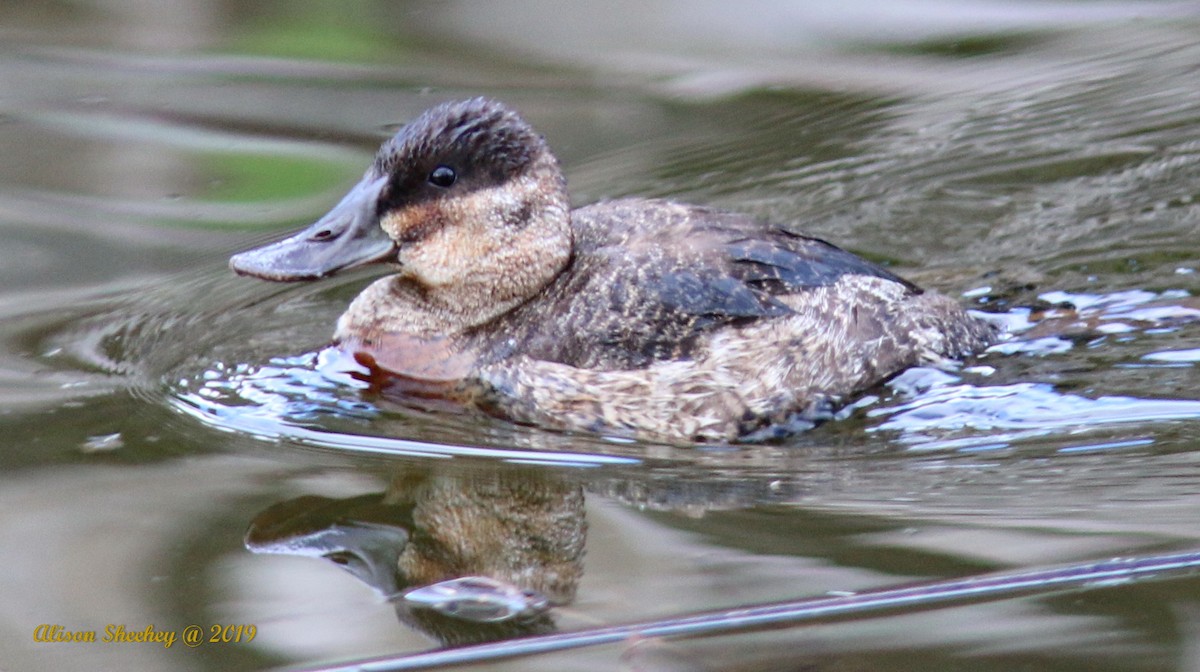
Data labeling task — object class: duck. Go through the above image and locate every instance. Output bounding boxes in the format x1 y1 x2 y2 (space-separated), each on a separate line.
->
244 467 584 644
230 97 998 442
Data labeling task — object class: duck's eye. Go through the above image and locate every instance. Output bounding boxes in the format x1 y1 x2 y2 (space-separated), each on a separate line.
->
428 165 457 188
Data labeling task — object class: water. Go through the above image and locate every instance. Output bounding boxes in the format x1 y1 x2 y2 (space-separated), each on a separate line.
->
3 2 1200 671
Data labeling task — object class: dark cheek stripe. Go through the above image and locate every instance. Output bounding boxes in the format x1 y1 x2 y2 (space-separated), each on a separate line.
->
510 200 533 229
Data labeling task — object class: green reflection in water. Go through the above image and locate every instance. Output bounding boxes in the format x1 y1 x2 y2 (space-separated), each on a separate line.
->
200 153 352 204
221 2 404 63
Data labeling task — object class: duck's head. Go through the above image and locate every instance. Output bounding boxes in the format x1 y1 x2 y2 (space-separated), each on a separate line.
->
230 98 572 327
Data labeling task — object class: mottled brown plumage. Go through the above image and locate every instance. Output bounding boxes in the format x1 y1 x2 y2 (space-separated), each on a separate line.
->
231 98 998 442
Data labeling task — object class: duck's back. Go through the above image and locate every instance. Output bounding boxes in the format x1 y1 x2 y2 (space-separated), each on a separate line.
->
482 199 931 369
469 199 996 440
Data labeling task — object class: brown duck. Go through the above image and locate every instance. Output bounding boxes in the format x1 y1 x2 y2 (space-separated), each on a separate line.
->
231 98 997 442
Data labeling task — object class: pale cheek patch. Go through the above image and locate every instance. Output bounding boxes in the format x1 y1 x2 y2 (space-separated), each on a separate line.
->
392 182 554 290
403 225 492 287
381 204 442 245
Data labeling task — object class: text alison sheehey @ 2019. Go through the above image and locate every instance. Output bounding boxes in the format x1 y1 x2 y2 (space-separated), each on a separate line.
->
32 623 257 649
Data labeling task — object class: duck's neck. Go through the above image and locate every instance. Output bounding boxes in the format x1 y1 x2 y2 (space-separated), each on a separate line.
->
334 224 572 341
335 274 536 340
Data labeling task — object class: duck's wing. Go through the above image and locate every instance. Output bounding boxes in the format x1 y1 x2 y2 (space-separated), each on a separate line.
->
639 207 920 324
726 229 918 295
509 202 922 369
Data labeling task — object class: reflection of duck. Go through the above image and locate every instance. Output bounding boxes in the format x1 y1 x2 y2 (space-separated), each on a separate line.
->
231 98 997 442
245 467 584 646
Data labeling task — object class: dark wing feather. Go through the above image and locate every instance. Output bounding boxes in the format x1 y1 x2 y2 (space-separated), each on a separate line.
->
725 230 921 296
655 270 792 321
652 221 919 323
505 201 922 369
